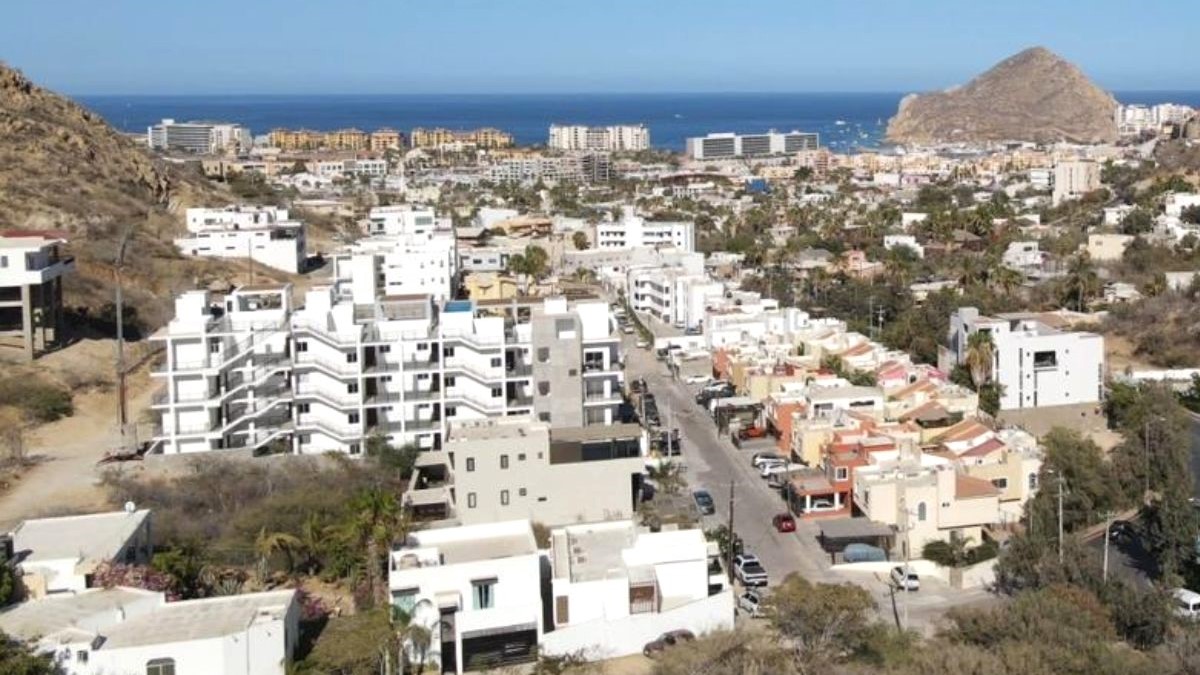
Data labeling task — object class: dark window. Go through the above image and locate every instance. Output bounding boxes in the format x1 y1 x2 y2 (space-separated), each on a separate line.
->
349 413 360 424
348 383 359 394
445 376 456 387
347 352 358 363
467 493 477 508
1033 350 1057 369
466 457 475 472
537 348 550 363
501 455 509 469
519 488 527 496
491 387 502 398
147 658 176 675
491 357 502 367
538 381 550 395
501 489 510 505
444 346 456 357
297 403 310 414
446 406 457 417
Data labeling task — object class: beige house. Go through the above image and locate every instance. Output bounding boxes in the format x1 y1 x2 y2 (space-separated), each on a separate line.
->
1085 233 1134 262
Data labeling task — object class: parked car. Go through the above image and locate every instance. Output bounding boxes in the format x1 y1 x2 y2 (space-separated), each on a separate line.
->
1109 520 1135 543
737 590 763 617
683 374 712 385
642 629 696 657
772 513 796 532
737 426 767 440
760 462 803 478
692 489 716 516
636 339 650 349
734 554 769 587
842 543 887 563
751 452 786 468
1173 588 1200 620
890 566 920 591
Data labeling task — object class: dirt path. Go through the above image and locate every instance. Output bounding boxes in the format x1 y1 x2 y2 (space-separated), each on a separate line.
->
0 368 156 530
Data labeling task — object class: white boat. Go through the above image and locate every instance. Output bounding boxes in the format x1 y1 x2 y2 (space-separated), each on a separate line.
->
835 119 847 125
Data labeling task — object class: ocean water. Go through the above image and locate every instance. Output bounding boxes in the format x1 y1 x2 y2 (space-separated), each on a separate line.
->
77 91 1200 153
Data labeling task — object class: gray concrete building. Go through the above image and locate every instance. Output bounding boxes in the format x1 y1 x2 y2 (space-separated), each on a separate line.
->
0 233 73 360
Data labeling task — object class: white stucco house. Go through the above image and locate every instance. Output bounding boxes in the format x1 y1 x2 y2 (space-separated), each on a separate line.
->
11 509 152 598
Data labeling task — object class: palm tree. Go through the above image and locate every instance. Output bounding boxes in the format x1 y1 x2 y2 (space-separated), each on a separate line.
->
965 331 995 390
297 513 327 577
1064 252 1100 311
990 265 1024 296
348 488 407 607
395 611 433 673
254 528 301 584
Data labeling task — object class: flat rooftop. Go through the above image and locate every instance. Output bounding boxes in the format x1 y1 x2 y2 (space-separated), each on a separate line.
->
550 423 643 444
407 521 538 565
555 524 636 583
447 419 548 443
0 587 155 642
13 510 149 564
97 590 295 650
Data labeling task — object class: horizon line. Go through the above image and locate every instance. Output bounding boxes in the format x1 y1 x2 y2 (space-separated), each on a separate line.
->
69 88 1200 98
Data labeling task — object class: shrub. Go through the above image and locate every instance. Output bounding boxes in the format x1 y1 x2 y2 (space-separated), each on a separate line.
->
0 378 73 422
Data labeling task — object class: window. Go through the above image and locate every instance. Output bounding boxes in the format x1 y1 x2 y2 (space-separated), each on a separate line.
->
991 477 1009 490
146 658 176 675
491 357 502 368
391 588 418 618
1032 350 1057 369
916 502 927 522
467 492 477 508
1029 473 1039 489
501 454 509 469
208 339 220 354
0 256 7 268
538 381 550 395
445 376 456 387
835 467 849 481
501 490 510 505
297 403 310 414
296 341 308 353
379 345 391 353
518 453 526 461
491 387 502 398
538 413 550 423
348 413 360 424
443 346 456 357
346 352 358 364
537 348 550 363
519 487 527 496
466 457 475 472
471 578 496 609
446 405 457 418
347 383 359 394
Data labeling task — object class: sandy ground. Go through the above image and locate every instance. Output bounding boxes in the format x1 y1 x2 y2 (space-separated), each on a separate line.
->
0 364 157 530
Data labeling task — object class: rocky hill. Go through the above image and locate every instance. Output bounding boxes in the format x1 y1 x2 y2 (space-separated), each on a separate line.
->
0 63 262 329
886 47 1118 145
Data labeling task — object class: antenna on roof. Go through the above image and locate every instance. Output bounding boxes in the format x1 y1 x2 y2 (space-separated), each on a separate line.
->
124 501 136 514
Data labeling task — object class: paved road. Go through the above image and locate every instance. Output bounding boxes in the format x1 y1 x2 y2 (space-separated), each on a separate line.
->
621 327 997 632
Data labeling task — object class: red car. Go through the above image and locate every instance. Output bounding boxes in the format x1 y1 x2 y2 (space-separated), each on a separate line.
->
738 426 767 440
772 513 796 532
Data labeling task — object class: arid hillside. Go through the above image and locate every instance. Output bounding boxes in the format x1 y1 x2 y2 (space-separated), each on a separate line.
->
0 63 281 329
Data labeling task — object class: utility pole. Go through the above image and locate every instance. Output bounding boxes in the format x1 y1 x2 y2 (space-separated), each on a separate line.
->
1144 418 1151 498
114 226 133 447
1102 511 1113 583
1057 472 1065 564
726 480 736 584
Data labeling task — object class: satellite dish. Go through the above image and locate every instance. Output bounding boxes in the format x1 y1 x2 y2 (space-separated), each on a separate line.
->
124 501 136 513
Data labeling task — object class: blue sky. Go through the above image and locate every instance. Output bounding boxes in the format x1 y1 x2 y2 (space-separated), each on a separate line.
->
2 0 1195 94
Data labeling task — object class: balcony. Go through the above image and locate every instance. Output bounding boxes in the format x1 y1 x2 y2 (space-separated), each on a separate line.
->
505 363 533 378
507 396 534 408
584 389 622 404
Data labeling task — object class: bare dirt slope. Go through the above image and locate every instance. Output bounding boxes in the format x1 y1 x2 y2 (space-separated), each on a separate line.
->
886 47 1118 145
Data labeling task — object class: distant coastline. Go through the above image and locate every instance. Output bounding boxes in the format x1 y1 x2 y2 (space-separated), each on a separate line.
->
78 91 1200 153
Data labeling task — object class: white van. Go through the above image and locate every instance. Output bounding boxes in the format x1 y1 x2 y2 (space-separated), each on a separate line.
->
1173 588 1200 619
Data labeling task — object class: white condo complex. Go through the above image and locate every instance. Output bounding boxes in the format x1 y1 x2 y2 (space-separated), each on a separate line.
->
150 284 623 456
177 206 307 274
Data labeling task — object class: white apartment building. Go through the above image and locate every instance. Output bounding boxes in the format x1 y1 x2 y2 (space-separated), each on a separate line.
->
177 206 307 274
311 158 389 178
488 154 611 184
685 130 819 160
0 587 298 675
1001 240 1043 271
944 307 1104 411
596 207 694 252
419 418 644 526
11 509 152 598
1052 160 1100 205
1115 103 1196 135
0 232 73 360
388 520 543 674
627 257 722 330
548 124 650 151
388 519 732 672
1165 192 1200 218
151 283 624 457
147 118 251 155
542 521 733 660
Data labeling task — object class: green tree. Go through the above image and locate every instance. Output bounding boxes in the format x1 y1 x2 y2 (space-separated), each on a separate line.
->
0 632 58 675
964 331 995 389
254 528 301 582
1120 208 1155 235
571 230 590 250
346 488 406 607
766 574 875 671
1063 252 1100 311
1026 428 1123 539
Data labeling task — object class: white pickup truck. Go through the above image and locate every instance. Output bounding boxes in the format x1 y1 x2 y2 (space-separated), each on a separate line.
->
734 554 769 587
